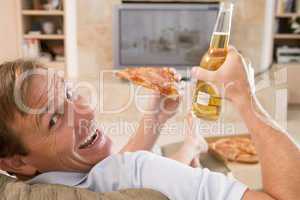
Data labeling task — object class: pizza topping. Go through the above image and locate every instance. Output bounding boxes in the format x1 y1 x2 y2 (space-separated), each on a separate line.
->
210 137 258 164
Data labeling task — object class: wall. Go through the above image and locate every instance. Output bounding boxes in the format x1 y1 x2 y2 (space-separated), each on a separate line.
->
77 0 121 77
0 0 20 63
76 0 268 78
231 0 267 73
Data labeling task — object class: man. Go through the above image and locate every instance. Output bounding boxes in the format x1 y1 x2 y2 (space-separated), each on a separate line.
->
0 47 299 200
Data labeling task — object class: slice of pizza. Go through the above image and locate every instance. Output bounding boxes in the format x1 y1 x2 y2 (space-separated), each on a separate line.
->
115 67 181 97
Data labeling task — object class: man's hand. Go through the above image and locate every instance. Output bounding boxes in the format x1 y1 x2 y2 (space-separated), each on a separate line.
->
146 92 181 124
191 46 255 107
145 68 182 124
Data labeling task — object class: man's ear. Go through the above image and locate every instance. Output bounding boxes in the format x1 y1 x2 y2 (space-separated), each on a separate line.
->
0 155 37 177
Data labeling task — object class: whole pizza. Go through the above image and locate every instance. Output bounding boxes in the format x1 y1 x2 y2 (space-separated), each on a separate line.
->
209 137 259 164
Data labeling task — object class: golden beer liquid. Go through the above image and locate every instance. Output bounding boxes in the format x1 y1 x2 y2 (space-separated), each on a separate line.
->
192 33 229 120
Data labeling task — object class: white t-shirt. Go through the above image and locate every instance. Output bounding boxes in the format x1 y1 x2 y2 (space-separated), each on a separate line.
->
27 151 247 200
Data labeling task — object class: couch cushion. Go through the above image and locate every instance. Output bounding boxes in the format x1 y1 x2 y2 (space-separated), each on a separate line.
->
0 173 168 200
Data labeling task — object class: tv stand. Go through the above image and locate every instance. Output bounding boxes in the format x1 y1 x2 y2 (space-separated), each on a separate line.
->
122 0 220 3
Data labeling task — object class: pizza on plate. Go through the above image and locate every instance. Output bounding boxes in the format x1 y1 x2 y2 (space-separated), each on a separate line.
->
209 137 258 164
115 67 181 97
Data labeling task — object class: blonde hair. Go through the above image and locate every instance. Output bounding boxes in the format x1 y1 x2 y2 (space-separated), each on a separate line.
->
0 59 44 158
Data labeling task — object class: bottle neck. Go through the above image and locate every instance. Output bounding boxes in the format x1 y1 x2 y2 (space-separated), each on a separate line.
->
210 2 233 49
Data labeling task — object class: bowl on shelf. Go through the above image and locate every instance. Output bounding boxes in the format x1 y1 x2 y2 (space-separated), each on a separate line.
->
43 0 61 10
42 21 55 34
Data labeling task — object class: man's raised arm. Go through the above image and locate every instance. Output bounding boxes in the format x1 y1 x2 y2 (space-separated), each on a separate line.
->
191 47 300 200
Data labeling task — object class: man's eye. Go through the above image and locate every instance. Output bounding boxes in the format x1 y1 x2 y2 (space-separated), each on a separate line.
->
49 114 58 129
66 87 73 100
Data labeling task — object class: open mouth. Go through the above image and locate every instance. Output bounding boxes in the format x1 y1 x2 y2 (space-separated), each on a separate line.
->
78 127 101 150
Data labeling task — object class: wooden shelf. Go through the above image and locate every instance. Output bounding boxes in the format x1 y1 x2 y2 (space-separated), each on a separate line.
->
24 34 65 40
44 61 65 69
22 10 64 16
273 63 300 67
276 13 300 18
274 34 300 39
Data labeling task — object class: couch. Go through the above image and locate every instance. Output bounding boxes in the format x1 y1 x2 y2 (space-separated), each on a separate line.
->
0 173 168 200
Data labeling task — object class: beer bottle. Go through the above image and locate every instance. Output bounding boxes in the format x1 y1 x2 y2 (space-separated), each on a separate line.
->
192 2 234 120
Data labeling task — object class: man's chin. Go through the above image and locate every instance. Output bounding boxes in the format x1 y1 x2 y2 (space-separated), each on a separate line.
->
78 135 113 166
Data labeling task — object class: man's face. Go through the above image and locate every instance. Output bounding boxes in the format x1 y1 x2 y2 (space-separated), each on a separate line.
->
12 69 113 174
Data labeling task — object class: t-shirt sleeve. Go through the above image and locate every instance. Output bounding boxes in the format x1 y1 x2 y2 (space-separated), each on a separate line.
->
124 151 247 200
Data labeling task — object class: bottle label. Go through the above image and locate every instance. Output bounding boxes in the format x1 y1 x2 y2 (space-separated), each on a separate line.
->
196 91 210 106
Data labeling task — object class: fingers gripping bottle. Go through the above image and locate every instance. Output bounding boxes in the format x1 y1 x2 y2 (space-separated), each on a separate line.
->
192 2 233 120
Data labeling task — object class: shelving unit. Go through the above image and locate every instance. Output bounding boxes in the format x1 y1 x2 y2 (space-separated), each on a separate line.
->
16 0 78 77
272 0 300 104
272 1 300 64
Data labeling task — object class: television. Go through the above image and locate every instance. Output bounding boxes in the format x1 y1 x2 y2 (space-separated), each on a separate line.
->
113 3 219 69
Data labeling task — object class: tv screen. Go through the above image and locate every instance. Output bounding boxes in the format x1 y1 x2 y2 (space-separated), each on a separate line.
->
114 4 219 68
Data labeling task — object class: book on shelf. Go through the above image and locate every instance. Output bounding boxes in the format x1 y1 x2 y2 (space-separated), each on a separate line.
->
276 0 298 14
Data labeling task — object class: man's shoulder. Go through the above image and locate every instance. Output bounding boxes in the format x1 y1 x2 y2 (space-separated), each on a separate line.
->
26 151 155 187
83 151 156 192
122 150 154 160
